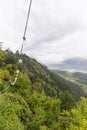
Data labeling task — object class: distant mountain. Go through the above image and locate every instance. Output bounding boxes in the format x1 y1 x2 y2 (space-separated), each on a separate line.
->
53 70 87 93
48 57 87 72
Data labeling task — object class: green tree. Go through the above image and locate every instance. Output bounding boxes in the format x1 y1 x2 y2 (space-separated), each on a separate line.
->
11 72 31 101
4 50 17 64
59 91 76 110
0 93 32 130
58 97 87 130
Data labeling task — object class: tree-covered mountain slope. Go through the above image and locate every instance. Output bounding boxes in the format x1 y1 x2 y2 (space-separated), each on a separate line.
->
21 54 86 99
1 49 87 130
53 70 87 94
0 49 86 99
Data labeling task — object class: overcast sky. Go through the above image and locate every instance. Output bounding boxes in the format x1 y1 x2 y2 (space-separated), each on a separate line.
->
0 0 87 65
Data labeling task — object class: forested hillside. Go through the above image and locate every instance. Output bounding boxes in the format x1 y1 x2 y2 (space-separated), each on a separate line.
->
0 48 87 130
53 70 87 94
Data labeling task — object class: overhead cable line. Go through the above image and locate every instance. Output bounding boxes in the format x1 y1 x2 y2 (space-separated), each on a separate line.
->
20 0 32 55
0 0 33 95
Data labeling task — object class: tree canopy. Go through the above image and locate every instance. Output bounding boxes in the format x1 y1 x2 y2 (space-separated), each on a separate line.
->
0 48 87 130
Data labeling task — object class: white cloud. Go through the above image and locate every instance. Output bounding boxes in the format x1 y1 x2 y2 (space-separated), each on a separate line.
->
1 0 87 64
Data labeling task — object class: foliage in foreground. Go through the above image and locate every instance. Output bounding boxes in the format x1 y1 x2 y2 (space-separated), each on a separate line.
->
0 92 87 130
0 49 87 130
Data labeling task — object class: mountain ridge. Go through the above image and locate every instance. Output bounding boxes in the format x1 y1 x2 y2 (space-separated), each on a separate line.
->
48 57 87 72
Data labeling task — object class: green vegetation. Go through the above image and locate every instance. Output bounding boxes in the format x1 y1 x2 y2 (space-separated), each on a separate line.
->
53 70 87 94
0 48 87 130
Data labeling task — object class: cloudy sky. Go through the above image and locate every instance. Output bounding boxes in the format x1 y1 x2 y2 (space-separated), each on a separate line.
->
0 0 87 65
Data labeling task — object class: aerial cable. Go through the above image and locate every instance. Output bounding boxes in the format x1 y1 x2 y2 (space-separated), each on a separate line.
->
12 0 33 84
0 0 33 95
20 0 33 56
